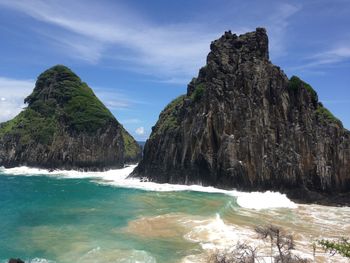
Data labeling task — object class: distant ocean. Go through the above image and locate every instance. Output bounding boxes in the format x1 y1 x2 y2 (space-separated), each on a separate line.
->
0 165 349 263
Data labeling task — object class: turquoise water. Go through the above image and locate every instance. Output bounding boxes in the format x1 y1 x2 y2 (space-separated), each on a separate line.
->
0 169 349 263
0 174 232 262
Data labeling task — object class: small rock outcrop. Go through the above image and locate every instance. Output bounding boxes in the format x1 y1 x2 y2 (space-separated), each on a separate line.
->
133 28 350 202
0 65 141 170
8 259 24 263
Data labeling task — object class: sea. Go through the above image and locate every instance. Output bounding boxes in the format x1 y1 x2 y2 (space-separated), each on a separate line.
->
0 165 349 263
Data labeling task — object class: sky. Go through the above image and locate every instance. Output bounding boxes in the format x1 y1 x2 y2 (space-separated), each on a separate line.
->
0 0 349 141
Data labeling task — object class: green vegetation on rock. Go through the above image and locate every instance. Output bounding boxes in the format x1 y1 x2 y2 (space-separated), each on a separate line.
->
64 84 114 133
190 83 206 102
288 76 341 126
0 65 140 166
121 128 141 161
151 79 207 138
0 108 58 145
151 95 186 137
315 104 342 126
289 76 318 103
24 65 114 134
0 65 117 141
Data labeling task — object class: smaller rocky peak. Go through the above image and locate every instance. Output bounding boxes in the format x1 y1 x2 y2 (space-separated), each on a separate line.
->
24 65 82 106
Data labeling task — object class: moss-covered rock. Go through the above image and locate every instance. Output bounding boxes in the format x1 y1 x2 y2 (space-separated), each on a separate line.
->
121 128 142 163
289 75 318 103
315 103 342 126
190 83 206 102
24 65 115 134
150 95 186 137
0 65 141 170
288 76 342 127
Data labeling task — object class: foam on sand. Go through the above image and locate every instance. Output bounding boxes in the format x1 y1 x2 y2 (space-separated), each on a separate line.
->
0 165 297 209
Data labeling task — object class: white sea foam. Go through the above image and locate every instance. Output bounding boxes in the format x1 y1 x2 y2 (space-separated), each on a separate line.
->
182 213 278 263
235 191 297 209
184 213 256 250
28 258 55 263
0 165 297 209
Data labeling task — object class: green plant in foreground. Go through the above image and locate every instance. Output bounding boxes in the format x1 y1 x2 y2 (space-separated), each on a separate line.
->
318 238 350 258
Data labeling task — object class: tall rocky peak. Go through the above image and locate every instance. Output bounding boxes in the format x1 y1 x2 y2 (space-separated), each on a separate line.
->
187 28 270 97
133 28 350 204
0 65 141 170
209 27 269 62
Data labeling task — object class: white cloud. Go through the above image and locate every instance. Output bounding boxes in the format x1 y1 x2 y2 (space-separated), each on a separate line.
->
135 126 145 135
0 77 34 122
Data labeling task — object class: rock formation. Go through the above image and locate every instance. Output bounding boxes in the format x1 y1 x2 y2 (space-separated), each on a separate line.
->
8 259 24 263
133 28 350 202
0 65 141 170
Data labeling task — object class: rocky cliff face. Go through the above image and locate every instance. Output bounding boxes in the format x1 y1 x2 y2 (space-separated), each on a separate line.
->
133 28 350 201
0 65 141 170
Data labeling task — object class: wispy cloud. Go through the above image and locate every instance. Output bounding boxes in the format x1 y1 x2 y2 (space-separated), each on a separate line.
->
0 1 302 82
0 0 219 81
290 45 350 71
0 77 34 122
37 31 106 64
309 46 350 67
266 3 300 58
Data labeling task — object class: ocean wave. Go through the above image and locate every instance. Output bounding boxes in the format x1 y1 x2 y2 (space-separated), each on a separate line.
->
184 213 255 250
0 165 297 209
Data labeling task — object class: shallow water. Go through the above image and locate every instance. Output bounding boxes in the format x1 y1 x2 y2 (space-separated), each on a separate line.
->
0 166 349 262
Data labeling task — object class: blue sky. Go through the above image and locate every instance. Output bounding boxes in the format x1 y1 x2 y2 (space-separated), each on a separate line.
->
0 0 349 141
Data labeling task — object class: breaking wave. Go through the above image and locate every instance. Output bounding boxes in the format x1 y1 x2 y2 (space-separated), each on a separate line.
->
0 165 297 209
